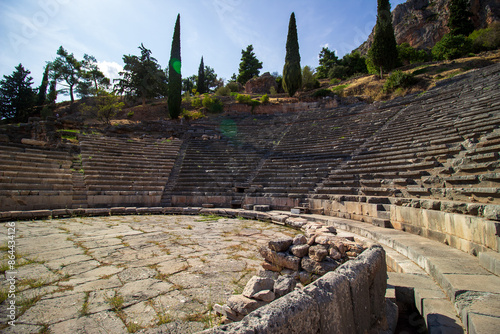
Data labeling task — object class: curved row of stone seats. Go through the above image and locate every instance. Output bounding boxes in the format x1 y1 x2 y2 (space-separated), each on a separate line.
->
245 102 403 208
0 143 74 211
310 64 500 257
170 138 264 207
79 135 181 207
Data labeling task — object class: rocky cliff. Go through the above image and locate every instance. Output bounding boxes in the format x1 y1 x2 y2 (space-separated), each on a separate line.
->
357 0 500 55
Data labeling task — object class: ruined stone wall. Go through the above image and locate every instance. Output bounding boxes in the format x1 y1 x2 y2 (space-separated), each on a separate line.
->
201 245 388 334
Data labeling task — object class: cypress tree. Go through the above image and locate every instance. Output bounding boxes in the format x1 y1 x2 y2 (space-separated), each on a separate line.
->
197 56 205 94
282 12 302 97
37 63 50 110
168 14 182 119
368 0 399 78
448 0 474 36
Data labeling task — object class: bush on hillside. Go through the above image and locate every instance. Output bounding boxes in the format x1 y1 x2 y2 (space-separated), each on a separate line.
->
328 65 348 80
469 23 500 53
383 70 416 92
215 86 231 96
302 66 320 91
397 43 431 65
261 94 270 104
202 95 224 113
226 81 241 93
432 34 473 60
312 89 334 98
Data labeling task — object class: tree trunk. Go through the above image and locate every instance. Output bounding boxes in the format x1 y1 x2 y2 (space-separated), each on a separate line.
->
380 66 383 80
69 85 75 104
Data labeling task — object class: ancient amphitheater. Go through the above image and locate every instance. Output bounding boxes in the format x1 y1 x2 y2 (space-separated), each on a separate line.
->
1 64 500 333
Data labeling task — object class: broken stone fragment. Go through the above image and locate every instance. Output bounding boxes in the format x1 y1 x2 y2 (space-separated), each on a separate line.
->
314 234 340 245
274 275 296 298
301 256 340 276
292 234 307 245
227 295 267 316
242 276 275 299
268 237 293 252
290 244 309 258
259 246 300 271
285 217 308 228
252 289 275 302
308 244 328 262
329 246 342 260
262 261 282 272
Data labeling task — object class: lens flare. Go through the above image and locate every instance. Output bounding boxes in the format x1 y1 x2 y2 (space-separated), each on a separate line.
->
170 58 181 74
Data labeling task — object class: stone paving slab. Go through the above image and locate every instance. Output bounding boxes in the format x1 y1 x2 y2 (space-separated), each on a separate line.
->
0 215 299 333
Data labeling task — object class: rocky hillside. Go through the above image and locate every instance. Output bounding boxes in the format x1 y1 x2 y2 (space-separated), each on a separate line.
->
357 0 500 54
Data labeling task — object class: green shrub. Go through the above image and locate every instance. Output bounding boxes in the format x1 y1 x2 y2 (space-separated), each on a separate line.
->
269 86 277 95
328 65 348 80
432 34 473 60
397 43 430 65
302 66 320 90
41 106 53 119
236 94 253 104
330 78 341 85
331 84 349 95
226 82 241 93
191 96 203 108
127 111 134 119
383 70 416 92
468 23 500 53
215 86 231 96
261 94 270 104
202 96 224 113
312 89 333 98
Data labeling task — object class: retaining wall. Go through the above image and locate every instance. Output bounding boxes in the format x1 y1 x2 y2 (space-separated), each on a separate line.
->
200 245 388 334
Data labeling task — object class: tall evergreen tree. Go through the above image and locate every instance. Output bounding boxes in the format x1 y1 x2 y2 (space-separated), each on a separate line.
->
51 46 82 103
283 12 302 97
78 54 110 97
237 45 263 85
168 14 182 119
114 44 167 105
0 64 36 122
316 47 338 79
368 0 399 78
448 0 474 36
37 63 50 109
197 56 205 94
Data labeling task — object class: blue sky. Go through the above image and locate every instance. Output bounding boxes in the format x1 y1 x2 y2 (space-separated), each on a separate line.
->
0 0 406 98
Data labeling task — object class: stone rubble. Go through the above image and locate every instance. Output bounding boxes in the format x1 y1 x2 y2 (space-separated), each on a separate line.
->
214 220 366 323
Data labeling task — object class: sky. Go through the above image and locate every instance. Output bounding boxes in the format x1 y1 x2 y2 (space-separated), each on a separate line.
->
0 0 407 100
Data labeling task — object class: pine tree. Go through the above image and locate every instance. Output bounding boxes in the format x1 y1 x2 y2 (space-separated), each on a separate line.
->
448 0 474 36
197 56 205 94
283 12 302 97
51 46 82 103
316 47 339 79
0 64 36 122
168 14 182 119
237 45 263 85
368 0 399 78
114 44 167 105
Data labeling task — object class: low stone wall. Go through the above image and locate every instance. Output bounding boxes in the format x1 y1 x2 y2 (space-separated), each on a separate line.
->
309 198 500 255
201 245 389 334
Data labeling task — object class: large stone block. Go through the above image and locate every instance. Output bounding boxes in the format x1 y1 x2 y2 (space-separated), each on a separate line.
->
303 272 356 333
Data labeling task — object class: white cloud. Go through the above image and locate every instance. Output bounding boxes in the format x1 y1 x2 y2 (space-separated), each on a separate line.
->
98 61 123 82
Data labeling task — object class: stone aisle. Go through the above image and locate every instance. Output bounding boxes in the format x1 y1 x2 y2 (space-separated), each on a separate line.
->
0 215 300 333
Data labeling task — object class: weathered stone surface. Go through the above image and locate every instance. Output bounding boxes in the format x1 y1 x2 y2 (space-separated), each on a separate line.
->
242 276 275 298
286 217 308 228
268 237 293 252
329 246 343 260
293 234 307 245
252 289 275 302
274 275 297 298
309 244 329 262
227 295 267 316
259 247 301 271
483 205 500 221
49 311 127 334
245 72 278 94
302 256 340 275
262 260 282 272
314 234 339 245
290 244 310 258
